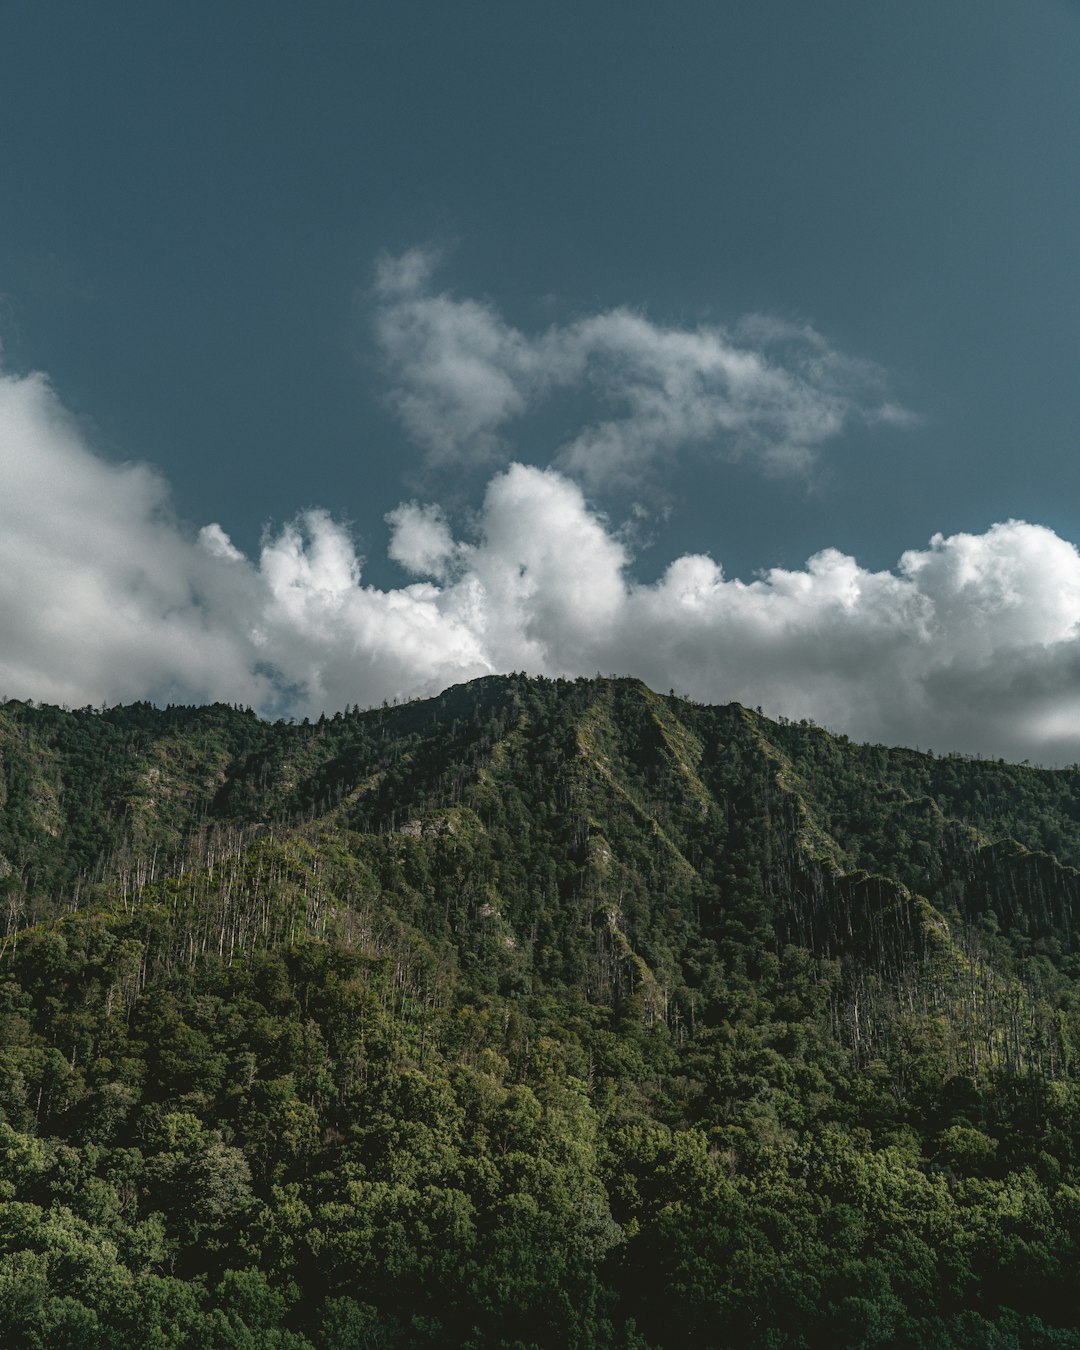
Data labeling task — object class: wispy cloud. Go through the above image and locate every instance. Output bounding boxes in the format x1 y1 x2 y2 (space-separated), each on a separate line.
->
373 249 549 465
3 360 1080 764
373 248 911 485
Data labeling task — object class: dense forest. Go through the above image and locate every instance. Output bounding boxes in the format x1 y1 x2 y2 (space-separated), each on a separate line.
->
4 674 1080 1346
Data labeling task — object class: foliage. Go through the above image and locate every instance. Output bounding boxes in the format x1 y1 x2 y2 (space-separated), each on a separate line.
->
2 676 1080 1344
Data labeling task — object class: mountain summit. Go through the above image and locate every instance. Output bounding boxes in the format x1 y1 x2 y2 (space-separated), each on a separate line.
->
3 675 1080 1346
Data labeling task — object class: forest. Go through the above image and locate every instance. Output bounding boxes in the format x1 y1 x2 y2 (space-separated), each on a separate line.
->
3 673 1080 1346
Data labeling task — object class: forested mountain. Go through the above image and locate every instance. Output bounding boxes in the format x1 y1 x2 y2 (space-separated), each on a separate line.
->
4 674 1080 1347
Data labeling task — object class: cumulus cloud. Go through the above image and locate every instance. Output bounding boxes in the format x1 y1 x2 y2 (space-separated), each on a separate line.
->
372 249 910 483
0 369 273 710
3 361 1080 764
385 501 459 581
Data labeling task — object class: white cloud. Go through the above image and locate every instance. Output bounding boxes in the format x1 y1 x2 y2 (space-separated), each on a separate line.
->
0 369 274 710
372 250 910 484
199 521 244 562
385 501 459 581
3 362 1080 764
373 249 551 465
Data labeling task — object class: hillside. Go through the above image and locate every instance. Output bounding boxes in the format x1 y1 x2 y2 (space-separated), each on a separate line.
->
3 675 1080 1347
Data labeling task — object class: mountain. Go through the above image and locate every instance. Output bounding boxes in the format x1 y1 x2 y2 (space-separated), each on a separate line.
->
3 674 1080 1347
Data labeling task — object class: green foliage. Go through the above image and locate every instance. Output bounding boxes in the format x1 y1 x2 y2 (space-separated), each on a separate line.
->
5 675 1080 1344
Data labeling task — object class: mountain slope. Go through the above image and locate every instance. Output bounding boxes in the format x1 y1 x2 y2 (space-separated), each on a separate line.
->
3 677 1080 1346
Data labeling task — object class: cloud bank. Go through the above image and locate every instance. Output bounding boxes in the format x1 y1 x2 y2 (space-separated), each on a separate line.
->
2 363 1080 765
373 249 911 484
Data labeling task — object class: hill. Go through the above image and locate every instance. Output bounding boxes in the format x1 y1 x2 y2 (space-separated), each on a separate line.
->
3 675 1080 1347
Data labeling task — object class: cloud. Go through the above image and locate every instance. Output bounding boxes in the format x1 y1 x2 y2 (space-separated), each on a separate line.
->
3 361 1080 764
372 249 910 484
373 249 551 465
0 369 274 710
385 501 459 581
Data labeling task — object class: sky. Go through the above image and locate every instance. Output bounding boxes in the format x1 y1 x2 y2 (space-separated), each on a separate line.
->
2 1 1080 763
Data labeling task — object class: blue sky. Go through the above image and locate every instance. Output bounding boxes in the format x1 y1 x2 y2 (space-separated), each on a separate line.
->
3 2 1080 762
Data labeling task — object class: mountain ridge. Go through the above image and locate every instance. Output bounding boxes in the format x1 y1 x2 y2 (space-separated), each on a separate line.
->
4 675 1080 1345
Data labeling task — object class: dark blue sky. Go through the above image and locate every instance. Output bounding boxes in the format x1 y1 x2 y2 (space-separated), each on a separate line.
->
3 1 1080 762
4 1 1078 575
